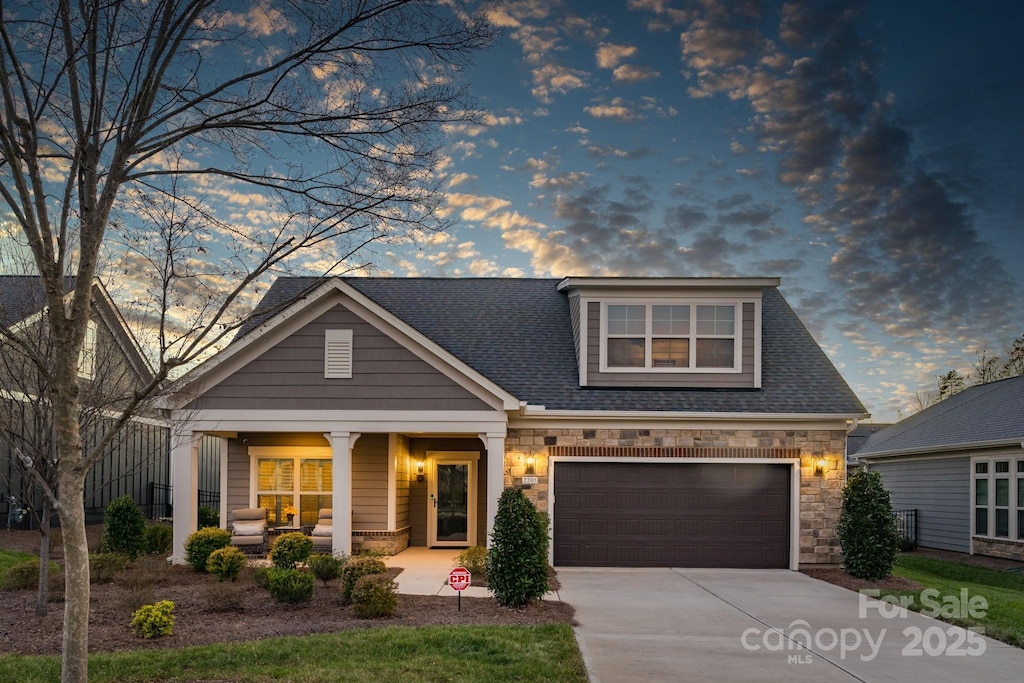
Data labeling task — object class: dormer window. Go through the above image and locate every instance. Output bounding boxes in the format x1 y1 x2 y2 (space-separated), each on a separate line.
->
601 302 740 372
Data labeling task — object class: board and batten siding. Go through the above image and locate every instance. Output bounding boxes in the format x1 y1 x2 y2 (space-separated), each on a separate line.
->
871 456 970 553
187 304 492 411
585 301 756 388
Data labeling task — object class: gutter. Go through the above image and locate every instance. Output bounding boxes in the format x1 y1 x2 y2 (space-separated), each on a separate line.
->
859 439 1024 461
519 405 869 422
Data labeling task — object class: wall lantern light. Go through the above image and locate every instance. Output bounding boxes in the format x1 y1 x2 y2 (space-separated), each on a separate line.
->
814 458 827 477
525 456 536 475
416 461 425 482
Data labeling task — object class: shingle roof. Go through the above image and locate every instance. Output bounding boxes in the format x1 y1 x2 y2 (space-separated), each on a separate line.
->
0 275 75 327
238 277 866 415
856 375 1024 457
847 423 894 456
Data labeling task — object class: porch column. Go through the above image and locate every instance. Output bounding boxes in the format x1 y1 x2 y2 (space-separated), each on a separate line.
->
482 432 507 547
326 431 358 556
171 432 201 564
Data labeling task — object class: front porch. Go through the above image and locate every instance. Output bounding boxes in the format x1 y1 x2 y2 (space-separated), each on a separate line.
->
170 423 508 564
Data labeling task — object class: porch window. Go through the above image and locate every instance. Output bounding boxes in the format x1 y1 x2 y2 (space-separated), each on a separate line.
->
256 456 332 527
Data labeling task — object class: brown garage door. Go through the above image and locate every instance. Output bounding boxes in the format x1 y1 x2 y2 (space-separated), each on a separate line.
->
553 462 790 568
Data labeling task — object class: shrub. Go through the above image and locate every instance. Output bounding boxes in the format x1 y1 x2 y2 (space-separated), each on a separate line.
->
455 546 488 585
118 585 156 615
253 566 271 590
898 536 918 552
131 600 175 638
351 574 397 618
837 468 900 580
184 527 231 572
340 556 386 604
307 553 344 586
2 558 63 591
487 487 549 607
102 496 146 559
141 524 173 556
207 546 247 582
198 506 220 529
90 552 131 584
270 532 313 570
264 567 314 604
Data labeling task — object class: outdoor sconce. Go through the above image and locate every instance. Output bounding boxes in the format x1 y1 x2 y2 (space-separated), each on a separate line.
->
814 459 827 477
525 456 536 475
416 461 425 482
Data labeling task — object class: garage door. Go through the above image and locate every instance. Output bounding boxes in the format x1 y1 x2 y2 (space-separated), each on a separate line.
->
553 462 790 568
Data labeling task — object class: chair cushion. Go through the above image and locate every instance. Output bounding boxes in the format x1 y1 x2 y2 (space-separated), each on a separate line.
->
311 524 332 537
317 509 332 520
231 535 264 547
232 521 264 536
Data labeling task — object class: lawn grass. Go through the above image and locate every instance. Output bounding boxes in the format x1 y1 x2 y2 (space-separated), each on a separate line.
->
881 554 1024 647
0 624 587 683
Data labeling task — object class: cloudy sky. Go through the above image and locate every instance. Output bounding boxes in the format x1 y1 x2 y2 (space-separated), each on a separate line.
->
364 0 1022 422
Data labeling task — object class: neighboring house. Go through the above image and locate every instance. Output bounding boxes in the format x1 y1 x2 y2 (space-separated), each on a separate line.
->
162 277 867 569
846 423 893 465
858 375 1024 561
0 276 218 524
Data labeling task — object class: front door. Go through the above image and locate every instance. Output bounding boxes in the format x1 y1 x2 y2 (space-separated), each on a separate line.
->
427 452 478 547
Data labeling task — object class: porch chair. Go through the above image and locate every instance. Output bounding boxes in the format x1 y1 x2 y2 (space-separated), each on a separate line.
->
310 508 333 553
229 507 268 556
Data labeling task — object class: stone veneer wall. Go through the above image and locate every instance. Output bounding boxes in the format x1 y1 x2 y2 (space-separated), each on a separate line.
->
503 427 847 565
351 527 410 555
973 538 1024 562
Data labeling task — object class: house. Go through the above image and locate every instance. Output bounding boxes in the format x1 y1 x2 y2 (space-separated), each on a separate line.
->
0 276 218 524
162 276 867 569
858 374 1024 561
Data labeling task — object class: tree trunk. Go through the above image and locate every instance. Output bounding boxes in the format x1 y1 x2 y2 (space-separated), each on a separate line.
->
36 500 52 616
56 394 89 683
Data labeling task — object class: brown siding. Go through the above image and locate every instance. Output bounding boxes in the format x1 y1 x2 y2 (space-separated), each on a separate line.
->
586 301 756 388
353 434 388 530
188 304 493 411
395 435 411 529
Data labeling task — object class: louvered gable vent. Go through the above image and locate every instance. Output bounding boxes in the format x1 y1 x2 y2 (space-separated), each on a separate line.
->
324 329 353 378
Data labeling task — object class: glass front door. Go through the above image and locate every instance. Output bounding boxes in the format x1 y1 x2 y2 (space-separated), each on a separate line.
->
427 454 478 547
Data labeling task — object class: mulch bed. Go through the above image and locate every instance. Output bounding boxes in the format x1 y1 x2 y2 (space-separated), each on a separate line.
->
0 529 575 655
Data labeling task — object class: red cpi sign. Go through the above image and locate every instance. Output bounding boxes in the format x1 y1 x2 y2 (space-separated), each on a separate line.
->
449 566 472 591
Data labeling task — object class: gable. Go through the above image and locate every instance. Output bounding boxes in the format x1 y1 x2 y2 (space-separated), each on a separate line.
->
185 302 495 412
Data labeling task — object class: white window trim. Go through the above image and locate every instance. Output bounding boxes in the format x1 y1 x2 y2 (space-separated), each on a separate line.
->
598 300 743 373
78 320 98 379
249 446 334 525
324 329 353 379
970 454 1024 542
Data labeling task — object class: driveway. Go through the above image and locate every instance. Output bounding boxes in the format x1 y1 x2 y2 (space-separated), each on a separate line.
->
557 568 1024 682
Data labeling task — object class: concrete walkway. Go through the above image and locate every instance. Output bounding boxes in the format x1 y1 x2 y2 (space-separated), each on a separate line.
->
383 547 492 598
558 567 1024 683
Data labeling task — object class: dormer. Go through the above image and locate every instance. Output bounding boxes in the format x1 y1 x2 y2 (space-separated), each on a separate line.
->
556 277 777 389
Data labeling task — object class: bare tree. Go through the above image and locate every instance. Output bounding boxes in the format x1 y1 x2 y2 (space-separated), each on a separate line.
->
1 276 160 615
0 1 493 679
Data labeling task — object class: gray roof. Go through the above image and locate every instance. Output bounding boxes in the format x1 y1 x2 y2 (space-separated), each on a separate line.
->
857 375 1024 457
239 277 866 415
846 423 894 456
0 275 75 327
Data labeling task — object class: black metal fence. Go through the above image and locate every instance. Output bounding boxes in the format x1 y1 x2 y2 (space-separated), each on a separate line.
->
146 482 220 520
895 509 918 544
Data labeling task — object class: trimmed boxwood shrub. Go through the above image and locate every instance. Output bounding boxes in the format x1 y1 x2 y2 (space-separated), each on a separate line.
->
486 487 549 607
184 527 232 572
207 546 247 582
270 532 313 570
837 468 900 580
340 556 386 604
307 553 344 586
131 600 175 638
90 552 131 584
265 567 314 604
1 558 63 591
141 524 173 556
351 574 397 618
102 496 146 559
